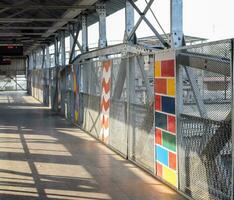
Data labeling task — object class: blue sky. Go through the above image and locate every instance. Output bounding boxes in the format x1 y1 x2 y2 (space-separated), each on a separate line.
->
85 0 234 48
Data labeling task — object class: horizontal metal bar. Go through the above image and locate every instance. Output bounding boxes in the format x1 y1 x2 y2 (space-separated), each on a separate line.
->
177 52 230 76
0 5 95 9
0 26 68 30
0 33 56 36
0 18 77 22
73 43 154 63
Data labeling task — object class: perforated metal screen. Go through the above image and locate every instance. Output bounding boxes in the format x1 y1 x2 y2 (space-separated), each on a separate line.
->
177 40 232 200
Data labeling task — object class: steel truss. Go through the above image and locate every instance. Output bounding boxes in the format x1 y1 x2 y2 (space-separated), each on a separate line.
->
28 0 183 69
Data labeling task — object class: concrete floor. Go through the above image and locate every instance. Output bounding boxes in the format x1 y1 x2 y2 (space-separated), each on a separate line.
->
0 91 186 200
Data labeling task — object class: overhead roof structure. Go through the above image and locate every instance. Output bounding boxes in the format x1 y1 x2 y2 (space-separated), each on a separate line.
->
0 0 127 54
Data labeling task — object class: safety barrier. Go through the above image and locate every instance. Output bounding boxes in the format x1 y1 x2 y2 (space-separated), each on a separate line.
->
28 40 233 200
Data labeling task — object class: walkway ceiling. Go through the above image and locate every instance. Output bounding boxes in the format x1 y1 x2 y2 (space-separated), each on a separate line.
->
0 0 127 55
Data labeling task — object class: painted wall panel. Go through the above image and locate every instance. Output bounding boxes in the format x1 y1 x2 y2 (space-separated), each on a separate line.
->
100 60 112 143
154 54 177 188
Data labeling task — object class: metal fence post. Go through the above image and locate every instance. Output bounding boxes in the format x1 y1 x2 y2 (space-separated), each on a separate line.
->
231 39 234 200
126 54 136 158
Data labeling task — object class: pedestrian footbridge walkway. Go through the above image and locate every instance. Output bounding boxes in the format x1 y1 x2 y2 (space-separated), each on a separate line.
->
0 92 186 200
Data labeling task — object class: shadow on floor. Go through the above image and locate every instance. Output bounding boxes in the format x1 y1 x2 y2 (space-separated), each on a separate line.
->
0 92 186 200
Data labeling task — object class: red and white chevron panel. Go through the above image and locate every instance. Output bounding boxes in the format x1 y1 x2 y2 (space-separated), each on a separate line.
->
100 60 111 143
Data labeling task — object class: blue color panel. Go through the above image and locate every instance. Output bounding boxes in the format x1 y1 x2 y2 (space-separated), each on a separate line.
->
162 96 175 114
155 112 167 130
155 145 169 166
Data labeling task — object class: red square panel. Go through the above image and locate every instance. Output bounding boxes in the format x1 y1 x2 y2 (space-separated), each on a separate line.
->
169 152 177 170
155 79 167 94
161 60 175 77
156 162 163 177
155 95 161 111
155 128 162 145
168 115 176 133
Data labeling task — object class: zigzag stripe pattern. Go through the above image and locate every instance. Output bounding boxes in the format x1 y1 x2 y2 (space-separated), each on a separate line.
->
100 60 111 144
103 60 111 72
102 79 111 94
101 115 109 129
101 97 110 112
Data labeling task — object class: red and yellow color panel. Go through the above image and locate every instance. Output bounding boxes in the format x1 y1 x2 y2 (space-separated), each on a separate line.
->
100 60 112 144
73 66 79 123
154 59 177 187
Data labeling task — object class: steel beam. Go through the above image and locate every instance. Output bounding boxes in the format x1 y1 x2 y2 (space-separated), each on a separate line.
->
42 0 98 38
41 47 45 68
82 15 89 53
184 67 208 118
54 38 59 66
0 0 30 14
74 43 153 63
128 0 169 48
0 26 68 30
127 0 153 42
0 5 95 10
0 18 78 22
69 23 83 53
46 46 50 68
170 0 184 47
178 52 230 76
69 24 80 64
97 3 107 48
0 33 56 36
125 0 135 43
61 31 66 66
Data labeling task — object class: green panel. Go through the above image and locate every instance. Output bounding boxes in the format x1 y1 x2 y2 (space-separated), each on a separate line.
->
162 131 176 152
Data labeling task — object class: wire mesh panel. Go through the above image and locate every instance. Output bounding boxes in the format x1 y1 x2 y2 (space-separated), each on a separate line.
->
128 55 155 172
43 69 50 106
80 61 102 138
31 69 44 102
177 40 232 200
179 114 231 200
109 58 128 156
79 55 155 169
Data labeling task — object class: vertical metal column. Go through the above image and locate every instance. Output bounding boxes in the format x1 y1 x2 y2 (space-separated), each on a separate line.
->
54 37 59 66
231 39 234 200
170 0 183 48
41 47 45 69
97 3 107 48
127 54 136 158
171 0 183 190
69 23 75 61
125 0 135 43
61 31 66 66
46 46 50 68
33 51 36 69
82 15 88 53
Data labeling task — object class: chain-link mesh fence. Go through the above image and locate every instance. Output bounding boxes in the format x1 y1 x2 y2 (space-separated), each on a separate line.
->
177 40 232 200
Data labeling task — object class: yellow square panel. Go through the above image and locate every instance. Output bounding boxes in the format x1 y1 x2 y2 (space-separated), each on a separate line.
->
154 61 161 77
167 79 175 96
163 166 177 187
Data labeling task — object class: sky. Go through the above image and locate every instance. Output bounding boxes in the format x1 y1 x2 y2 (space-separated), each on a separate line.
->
85 0 234 48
